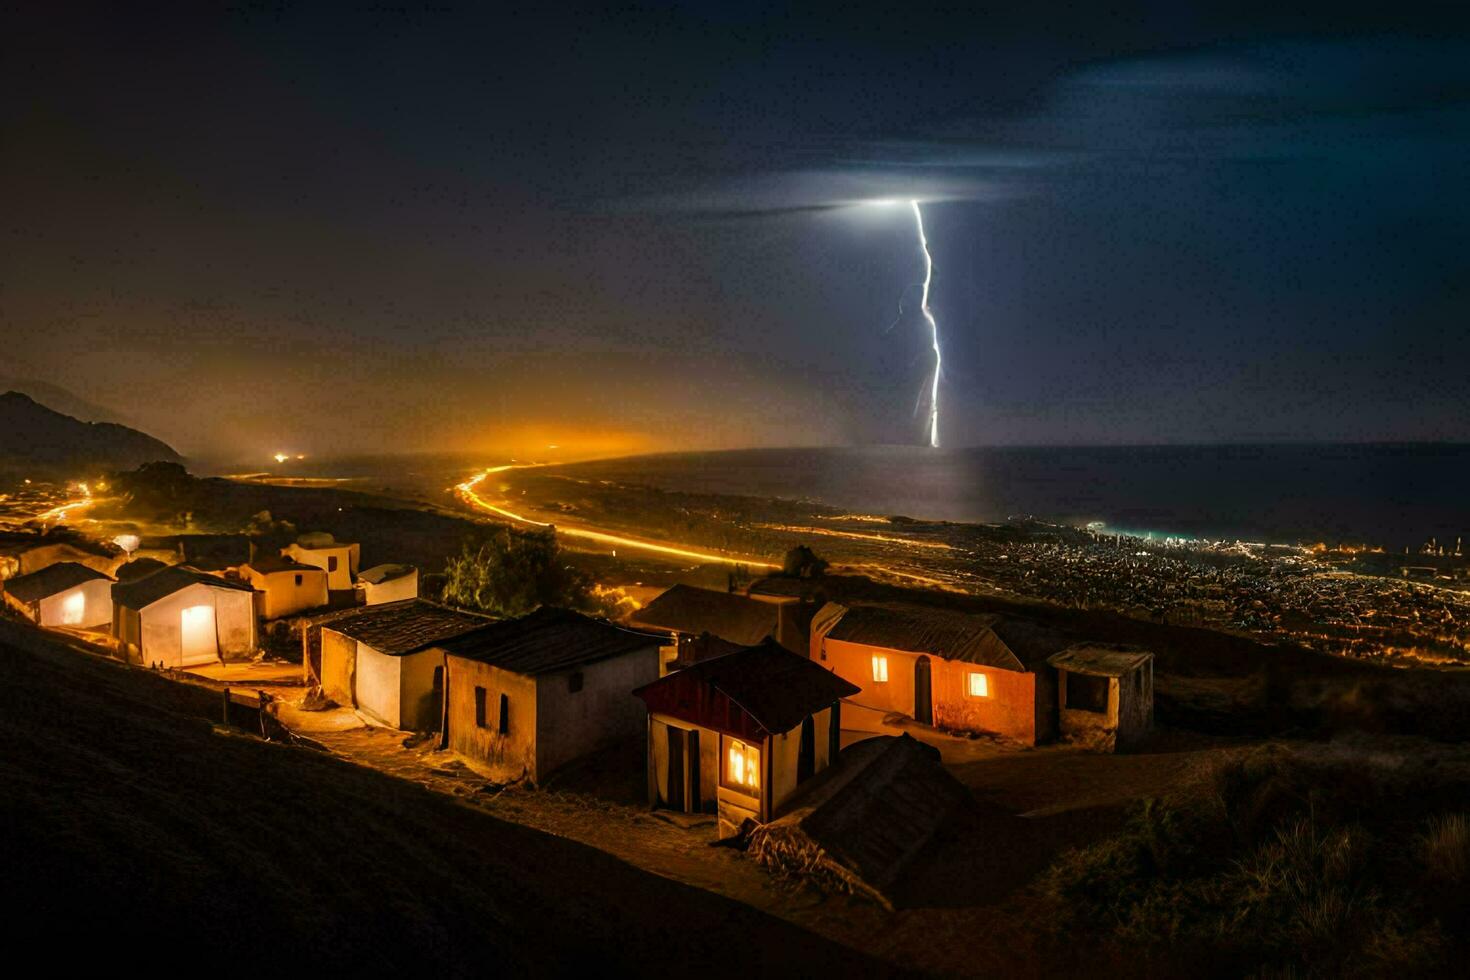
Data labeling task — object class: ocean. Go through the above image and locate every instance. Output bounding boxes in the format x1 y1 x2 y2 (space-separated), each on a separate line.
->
548 444 1470 549
221 443 1469 551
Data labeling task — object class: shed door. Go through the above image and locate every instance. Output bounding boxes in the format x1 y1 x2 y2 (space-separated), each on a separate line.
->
666 725 686 811
914 655 933 725
180 604 218 666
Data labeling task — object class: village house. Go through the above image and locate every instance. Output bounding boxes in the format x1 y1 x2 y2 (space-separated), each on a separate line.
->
283 532 360 592
240 553 329 620
626 583 789 673
357 563 418 605
437 608 662 784
634 639 859 839
318 599 490 731
111 565 258 668
1047 644 1154 751
810 602 1066 745
1 561 113 629
0 532 117 580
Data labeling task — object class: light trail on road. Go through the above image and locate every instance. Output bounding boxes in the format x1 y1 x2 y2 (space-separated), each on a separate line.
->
456 468 778 569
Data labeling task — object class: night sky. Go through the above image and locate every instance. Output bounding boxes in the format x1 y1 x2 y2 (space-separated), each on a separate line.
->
4 3 1468 460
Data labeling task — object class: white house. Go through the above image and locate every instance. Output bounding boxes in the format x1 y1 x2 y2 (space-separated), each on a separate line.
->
112 565 258 668
241 553 329 620
357 563 418 606
1 561 113 629
282 532 360 591
319 599 492 731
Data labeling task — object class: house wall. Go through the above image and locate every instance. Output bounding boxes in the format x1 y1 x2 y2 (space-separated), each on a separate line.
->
362 572 418 606
36 579 112 629
534 645 659 779
320 628 358 706
132 583 256 668
816 636 1041 744
445 655 538 782
284 544 360 591
247 568 328 620
1116 662 1153 749
398 648 444 732
354 642 402 727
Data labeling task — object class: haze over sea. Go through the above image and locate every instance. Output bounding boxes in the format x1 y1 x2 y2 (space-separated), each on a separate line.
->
548 445 1468 549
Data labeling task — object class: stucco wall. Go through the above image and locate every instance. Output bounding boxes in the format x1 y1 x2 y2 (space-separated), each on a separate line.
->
247 568 327 620
36 579 112 629
446 656 538 782
284 544 360 591
354 642 402 727
648 713 719 813
817 636 1041 743
534 645 659 779
133 583 256 668
320 628 357 706
398 648 444 732
362 572 418 606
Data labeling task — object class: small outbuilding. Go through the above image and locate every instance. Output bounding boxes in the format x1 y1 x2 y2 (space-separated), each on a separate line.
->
1047 644 1154 751
634 640 859 839
626 583 788 672
241 553 329 620
283 532 360 592
357 563 419 606
112 565 258 668
2 561 113 629
318 599 491 731
811 602 1065 745
437 608 663 784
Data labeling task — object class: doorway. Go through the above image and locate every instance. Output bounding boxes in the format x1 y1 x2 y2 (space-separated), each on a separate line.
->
914 655 933 725
180 604 217 666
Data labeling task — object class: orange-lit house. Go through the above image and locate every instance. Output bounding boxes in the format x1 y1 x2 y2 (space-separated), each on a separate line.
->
810 602 1064 745
634 640 859 839
112 565 258 668
437 608 663 784
1 561 113 629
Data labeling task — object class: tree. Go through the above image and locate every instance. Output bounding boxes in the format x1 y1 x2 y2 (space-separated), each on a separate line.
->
441 527 610 618
782 544 828 579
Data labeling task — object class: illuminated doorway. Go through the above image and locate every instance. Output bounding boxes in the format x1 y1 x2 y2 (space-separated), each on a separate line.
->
180 604 217 665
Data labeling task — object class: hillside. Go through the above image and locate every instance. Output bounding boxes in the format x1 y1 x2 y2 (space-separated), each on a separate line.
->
0 390 181 473
0 619 886 977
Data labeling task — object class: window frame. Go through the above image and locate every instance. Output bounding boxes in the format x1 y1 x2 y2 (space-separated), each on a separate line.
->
474 686 487 728
720 735 761 797
498 693 510 735
966 671 990 699
871 654 889 683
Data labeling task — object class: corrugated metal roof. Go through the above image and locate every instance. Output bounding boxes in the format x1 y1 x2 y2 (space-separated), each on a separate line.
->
627 584 779 646
634 640 859 740
439 607 662 675
1048 643 1152 677
4 561 111 602
322 599 492 656
112 564 254 610
821 602 1024 671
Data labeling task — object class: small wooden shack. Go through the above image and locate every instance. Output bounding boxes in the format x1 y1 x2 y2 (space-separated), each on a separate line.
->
811 602 1064 745
1047 644 1154 751
437 608 663 784
111 565 257 668
634 640 859 839
241 554 329 620
1 561 113 628
318 599 490 731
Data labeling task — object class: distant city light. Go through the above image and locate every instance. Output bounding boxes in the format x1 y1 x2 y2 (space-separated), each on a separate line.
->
274 453 289 463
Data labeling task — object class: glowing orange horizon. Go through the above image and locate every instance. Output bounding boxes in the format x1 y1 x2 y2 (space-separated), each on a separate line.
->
455 468 778 568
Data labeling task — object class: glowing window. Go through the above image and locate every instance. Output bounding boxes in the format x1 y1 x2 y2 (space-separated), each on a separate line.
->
968 672 989 698
871 655 889 683
724 739 760 793
59 590 85 625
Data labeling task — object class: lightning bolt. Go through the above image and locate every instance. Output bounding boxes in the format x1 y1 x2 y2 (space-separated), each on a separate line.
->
911 200 941 448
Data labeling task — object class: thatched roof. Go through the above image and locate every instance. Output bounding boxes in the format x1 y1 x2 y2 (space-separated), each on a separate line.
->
1048 643 1152 677
748 734 974 905
627 584 779 646
323 599 491 656
439 607 662 676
